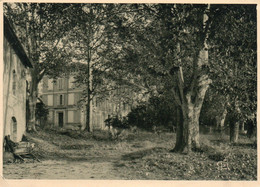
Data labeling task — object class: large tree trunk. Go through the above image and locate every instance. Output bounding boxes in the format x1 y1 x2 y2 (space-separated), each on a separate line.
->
172 5 212 153
172 72 211 153
27 70 38 132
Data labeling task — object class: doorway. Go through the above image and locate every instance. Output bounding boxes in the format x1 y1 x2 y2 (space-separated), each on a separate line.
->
58 112 64 127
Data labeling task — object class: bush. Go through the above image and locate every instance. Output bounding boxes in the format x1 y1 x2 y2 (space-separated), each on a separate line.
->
104 115 129 129
126 96 177 131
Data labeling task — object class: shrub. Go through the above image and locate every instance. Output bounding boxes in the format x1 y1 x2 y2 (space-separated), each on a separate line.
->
104 115 129 129
126 96 177 131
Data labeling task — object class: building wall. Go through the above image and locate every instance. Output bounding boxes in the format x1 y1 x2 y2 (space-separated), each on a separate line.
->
3 36 28 142
39 76 85 130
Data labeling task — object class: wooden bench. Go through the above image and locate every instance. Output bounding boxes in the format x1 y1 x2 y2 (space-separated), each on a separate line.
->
4 136 40 162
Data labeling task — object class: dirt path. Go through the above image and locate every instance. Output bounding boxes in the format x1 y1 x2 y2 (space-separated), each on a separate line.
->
3 159 123 179
3 131 166 179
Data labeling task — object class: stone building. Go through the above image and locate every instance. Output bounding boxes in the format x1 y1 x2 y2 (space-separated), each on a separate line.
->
3 16 33 142
39 76 85 130
39 75 132 130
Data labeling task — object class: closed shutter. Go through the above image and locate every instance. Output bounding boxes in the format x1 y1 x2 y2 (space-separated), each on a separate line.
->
47 95 53 106
68 111 74 123
68 93 74 105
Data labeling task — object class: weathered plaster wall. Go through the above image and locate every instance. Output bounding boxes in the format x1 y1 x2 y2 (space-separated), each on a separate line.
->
3 36 27 142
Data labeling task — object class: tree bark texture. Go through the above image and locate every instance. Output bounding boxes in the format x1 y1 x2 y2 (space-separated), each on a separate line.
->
172 70 211 153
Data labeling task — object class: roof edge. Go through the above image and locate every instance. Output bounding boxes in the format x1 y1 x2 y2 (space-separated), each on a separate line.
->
4 16 33 68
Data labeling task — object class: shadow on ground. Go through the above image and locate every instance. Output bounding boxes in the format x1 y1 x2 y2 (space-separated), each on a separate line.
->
121 147 168 161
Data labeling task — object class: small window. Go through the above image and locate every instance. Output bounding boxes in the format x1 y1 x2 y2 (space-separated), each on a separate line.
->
12 70 16 95
59 94 64 105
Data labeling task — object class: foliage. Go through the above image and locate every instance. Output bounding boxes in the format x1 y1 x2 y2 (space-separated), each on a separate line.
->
208 4 257 121
104 115 128 129
4 3 77 80
35 101 49 120
127 96 176 131
199 88 226 127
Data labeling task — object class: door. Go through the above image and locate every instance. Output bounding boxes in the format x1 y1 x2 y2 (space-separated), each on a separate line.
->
58 112 64 127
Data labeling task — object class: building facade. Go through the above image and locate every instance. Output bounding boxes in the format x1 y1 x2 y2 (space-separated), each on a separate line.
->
39 76 85 130
39 76 132 130
3 16 33 142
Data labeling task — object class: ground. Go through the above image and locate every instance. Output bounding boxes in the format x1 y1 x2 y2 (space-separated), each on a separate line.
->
3 128 257 180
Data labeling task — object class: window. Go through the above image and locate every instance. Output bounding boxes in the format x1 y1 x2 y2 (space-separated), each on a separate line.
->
58 94 64 105
58 79 63 90
68 111 74 123
68 93 74 105
12 70 16 95
48 79 53 90
47 95 53 106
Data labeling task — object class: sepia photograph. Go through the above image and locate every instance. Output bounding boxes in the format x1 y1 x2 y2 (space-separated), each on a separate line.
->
1 0 258 183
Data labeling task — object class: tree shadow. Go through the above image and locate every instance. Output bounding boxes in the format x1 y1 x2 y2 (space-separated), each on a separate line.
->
121 147 168 161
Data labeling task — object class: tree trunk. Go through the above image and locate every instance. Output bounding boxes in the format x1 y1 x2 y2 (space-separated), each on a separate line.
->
85 103 90 132
230 121 239 143
240 122 245 131
179 93 205 153
27 70 38 132
172 106 183 152
240 122 246 134
171 5 211 153
216 109 227 132
172 75 210 153
85 54 93 132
